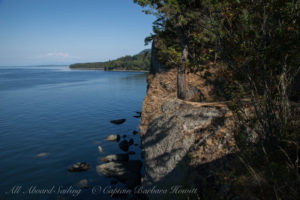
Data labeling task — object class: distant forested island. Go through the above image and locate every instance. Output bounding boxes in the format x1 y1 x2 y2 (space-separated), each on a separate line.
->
69 49 151 71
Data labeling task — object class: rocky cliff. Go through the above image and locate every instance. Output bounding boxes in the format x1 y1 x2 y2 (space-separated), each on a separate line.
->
139 42 237 198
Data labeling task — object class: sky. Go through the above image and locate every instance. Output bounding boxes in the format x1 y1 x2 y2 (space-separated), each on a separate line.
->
0 0 155 66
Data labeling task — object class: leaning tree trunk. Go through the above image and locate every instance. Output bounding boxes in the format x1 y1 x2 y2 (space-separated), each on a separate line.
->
176 23 188 100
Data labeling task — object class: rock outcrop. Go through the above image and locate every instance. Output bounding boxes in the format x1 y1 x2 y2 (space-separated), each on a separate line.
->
141 99 235 186
139 42 237 196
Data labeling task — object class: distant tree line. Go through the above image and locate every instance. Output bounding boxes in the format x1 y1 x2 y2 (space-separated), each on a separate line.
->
69 49 151 71
69 62 106 69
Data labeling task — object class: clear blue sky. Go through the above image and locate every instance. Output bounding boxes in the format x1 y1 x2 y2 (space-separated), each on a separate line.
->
0 0 155 66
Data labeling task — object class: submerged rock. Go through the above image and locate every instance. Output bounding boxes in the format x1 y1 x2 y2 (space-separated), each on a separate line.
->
78 179 88 189
68 162 90 172
105 134 120 142
35 152 49 157
98 145 104 153
110 119 126 125
134 111 142 118
123 134 127 138
96 160 142 188
119 140 130 152
101 154 129 162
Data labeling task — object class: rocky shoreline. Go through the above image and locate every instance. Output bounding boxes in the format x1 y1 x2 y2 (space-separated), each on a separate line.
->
66 116 144 198
67 43 238 199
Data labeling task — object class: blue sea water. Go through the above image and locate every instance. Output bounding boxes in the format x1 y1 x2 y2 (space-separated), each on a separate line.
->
0 66 147 200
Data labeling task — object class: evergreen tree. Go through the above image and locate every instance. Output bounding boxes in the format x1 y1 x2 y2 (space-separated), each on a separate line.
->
135 0 204 100
135 0 300 198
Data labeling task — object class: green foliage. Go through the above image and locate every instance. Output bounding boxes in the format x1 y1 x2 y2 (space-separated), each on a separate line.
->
135 0 300 199
69 49 151 71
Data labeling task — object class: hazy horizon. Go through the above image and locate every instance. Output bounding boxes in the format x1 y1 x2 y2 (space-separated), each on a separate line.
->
0 48 151 67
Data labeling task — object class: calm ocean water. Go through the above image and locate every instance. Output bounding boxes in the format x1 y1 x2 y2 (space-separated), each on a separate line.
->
0 66 147 200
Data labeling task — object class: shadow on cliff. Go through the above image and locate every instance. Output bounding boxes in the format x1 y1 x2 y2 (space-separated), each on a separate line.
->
141 115 177 148
141 111 237 199
143 147 236 199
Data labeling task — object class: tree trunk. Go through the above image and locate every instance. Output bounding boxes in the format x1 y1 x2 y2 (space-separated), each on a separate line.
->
176 22 188 100
177 65 187 100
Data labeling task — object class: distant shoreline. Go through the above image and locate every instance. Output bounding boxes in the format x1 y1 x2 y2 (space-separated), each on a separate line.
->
69 49 151 72
69 67 148 73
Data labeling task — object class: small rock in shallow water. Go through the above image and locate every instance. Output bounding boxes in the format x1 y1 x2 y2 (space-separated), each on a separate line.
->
101 154 129 162
98 145 103 153
133 111 142 118
105 134 120 142
132 130 138 135
78 179 88 189
110 119 126 125
96 160 142 188
119 140 130 152
123 135 127 138
134 144 138 146
68 162 90 172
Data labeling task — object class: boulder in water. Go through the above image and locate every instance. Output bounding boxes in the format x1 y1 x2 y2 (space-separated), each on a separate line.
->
96 160 142 188
98 145 104 153
132 130 138 135
119 140 130 152
105 134 120 142
68 162 90 172
110 119 126 125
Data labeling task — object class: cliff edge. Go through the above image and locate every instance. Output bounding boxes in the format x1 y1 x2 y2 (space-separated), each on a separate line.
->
139 43 237 198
